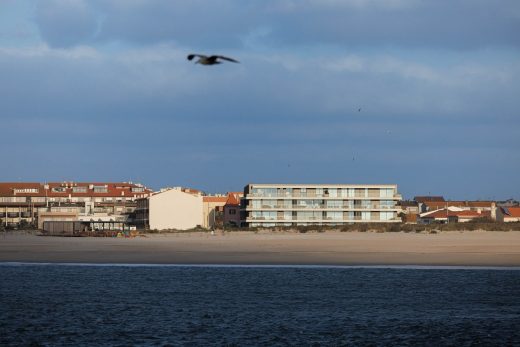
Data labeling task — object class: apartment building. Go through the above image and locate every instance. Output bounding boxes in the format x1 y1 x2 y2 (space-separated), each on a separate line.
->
243 184 402 227
0 182 151 228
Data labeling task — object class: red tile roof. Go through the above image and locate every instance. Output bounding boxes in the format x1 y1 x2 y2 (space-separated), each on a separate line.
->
422 209 483 219
503 207 520 218
0 182 152 198
424 201 494 209
203 196 228 203
225 192 242 206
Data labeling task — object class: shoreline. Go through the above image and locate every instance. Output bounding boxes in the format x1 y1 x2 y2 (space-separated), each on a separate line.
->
1 230 520 267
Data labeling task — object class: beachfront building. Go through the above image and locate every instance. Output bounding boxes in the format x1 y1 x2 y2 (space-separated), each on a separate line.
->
418 207 489 224
203 195 228 229
243 184 402 227
496 207 520 222
0 182 151 229
420 200 496 220
142 187 203 230
223 192 243 227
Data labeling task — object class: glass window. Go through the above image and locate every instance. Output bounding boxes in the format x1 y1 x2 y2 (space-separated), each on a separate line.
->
326 211 343 220
93 186 108 193
326 200 342 208
362 212 371 220
381 200 395 209
380 188 394 198
329 188 337 197
261 200 276 208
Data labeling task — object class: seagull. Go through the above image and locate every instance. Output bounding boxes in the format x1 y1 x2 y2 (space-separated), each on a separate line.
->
187 54 239 65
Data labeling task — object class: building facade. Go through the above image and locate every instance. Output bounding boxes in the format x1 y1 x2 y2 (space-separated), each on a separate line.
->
223 192 243 227
202 196 228 229
0 182 151 228
496 207 520 222
243 184 402 227
144 188 203 230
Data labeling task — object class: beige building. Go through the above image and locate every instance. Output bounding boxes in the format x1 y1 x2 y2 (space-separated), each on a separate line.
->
244 184 402 227
202 196 228 229
147 188 203 230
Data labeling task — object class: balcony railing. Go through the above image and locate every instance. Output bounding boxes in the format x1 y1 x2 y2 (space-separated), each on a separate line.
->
247 205 398 210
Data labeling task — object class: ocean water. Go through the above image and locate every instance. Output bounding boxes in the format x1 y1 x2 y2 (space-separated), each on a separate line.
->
1 265 520 346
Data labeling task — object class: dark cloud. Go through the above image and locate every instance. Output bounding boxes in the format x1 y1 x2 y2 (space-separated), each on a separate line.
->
33 1 520 49
2 1 519 197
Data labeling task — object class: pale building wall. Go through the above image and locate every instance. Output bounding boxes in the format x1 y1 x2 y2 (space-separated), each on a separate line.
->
149 189 203 230
202 201 227 228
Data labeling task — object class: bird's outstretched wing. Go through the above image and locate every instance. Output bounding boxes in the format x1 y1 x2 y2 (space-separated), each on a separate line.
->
187 54 207 61
213 55 239 63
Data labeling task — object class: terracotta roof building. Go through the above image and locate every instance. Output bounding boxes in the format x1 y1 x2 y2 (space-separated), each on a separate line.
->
0 181 152 228
224 192 244 227
419 208 488 224
496 207 520 223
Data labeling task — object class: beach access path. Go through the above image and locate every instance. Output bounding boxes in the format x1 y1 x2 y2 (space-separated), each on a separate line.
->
1 230 520 266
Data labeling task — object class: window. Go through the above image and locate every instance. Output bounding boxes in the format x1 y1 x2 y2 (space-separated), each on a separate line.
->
251 188 277 197
93 186 108 193
52 187 66 193
297 211 322 220
362 212 371 220
261 200 277 208
229 209 236 215
132 187 145 193
72 186 87 193
380 200 395 209
326 200 342 208
380 212 394 220
380 188 394 198
326 211 343 220
361 200 371 209
14 188 39 194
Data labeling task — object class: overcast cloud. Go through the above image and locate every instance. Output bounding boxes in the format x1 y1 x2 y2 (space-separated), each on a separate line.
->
0 0 519 199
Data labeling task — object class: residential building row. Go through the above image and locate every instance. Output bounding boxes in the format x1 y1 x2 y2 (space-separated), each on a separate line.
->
1 181 518 231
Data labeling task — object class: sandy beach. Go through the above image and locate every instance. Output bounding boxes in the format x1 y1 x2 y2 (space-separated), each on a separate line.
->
1 230 520 266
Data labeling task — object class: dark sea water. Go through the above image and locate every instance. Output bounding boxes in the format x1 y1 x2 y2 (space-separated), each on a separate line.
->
1 264 520 346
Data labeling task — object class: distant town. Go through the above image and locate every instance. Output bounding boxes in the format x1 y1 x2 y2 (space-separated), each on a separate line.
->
1 181 519 235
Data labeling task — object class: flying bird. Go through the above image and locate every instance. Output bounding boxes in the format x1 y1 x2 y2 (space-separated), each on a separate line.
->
187 54 239 65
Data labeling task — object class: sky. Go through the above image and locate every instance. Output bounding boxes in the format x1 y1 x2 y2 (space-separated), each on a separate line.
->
0 0 519 199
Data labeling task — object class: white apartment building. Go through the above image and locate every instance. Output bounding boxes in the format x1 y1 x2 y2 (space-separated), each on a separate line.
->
244 184 402 227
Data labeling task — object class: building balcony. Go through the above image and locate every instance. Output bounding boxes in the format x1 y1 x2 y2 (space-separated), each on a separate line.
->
246 216 400 223
245 206 399 211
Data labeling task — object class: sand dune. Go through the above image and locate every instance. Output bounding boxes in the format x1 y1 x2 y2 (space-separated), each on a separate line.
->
1 230 519 266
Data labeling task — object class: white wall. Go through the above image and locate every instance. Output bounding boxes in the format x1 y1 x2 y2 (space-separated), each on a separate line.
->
149 189 203 230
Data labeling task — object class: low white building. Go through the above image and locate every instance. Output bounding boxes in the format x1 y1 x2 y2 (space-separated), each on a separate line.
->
148 188 203 230
496 207 520 222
